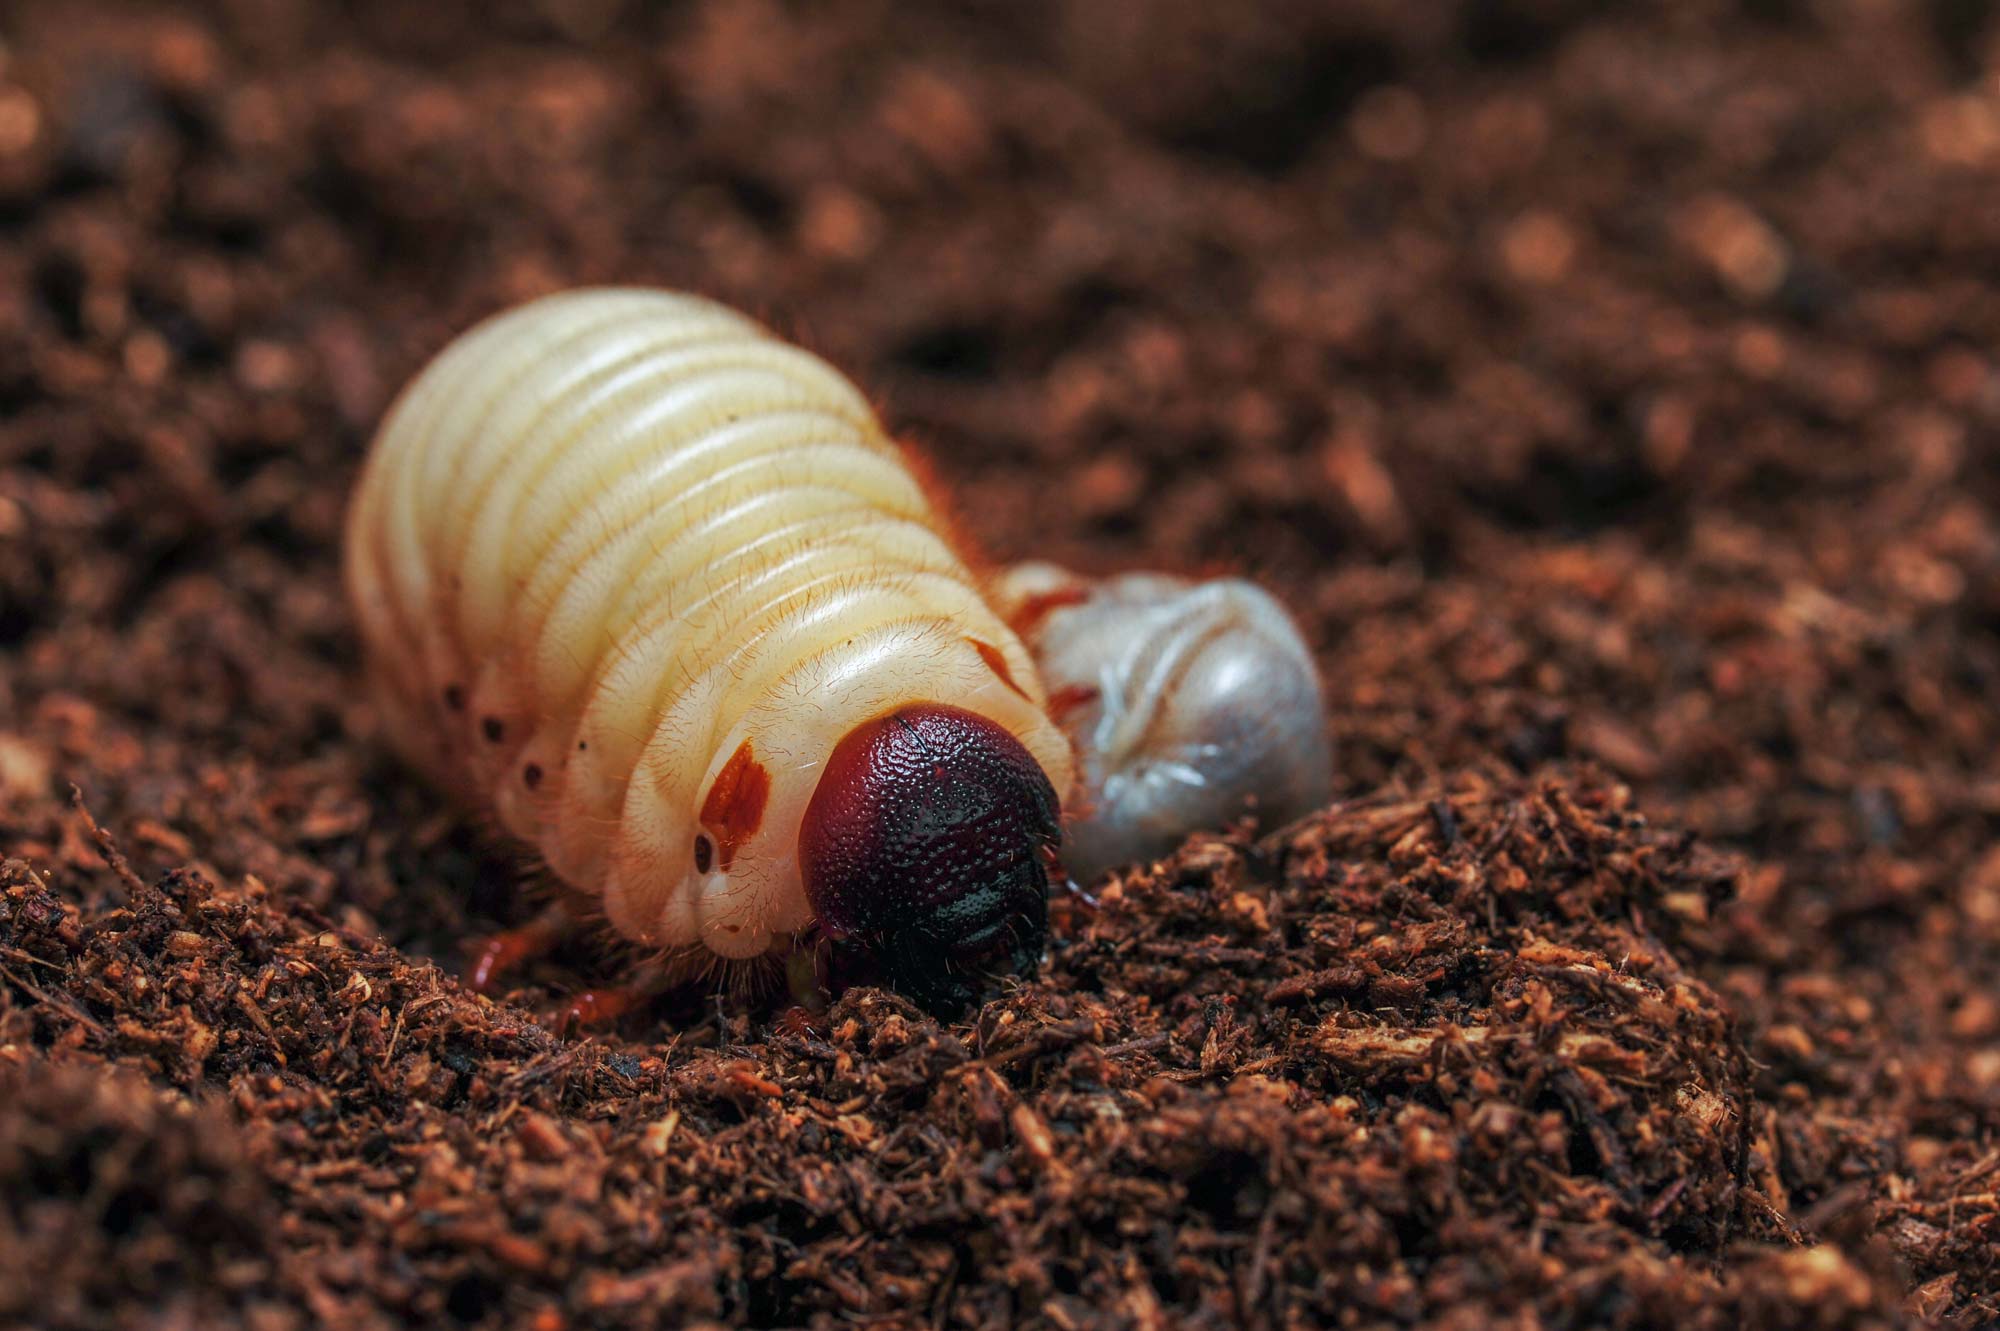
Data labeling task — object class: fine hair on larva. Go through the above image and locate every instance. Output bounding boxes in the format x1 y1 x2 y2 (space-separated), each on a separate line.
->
346 288 1075 1008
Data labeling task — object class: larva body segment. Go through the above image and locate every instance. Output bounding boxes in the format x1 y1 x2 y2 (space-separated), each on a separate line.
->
997 562 1332 879
346 289 1072 1001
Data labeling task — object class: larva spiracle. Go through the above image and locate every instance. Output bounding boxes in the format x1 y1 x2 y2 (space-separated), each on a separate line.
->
997 562 1332 880
345 288 1074 1012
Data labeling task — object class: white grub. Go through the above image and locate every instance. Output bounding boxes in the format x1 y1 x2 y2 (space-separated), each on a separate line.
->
345 289 1071 964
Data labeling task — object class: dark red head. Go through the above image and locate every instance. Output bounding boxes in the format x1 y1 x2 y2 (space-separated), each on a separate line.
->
800 704 1062 1015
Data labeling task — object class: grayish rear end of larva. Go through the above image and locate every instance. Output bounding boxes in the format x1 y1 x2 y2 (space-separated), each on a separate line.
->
345 289 1071 961
998 563 1332 879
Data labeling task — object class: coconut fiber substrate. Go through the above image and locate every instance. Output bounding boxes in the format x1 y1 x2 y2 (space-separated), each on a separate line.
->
1 1 1998 1327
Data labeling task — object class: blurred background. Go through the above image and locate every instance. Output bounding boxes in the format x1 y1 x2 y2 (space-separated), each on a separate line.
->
2 0 1999 1324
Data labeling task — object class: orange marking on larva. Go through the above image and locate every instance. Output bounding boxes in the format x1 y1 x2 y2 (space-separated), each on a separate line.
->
1010 586 1090 635
1047 682 1101 720
699 740 771 869
969 638 1030 701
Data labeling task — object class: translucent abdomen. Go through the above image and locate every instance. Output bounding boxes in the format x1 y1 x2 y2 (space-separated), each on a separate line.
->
998 563 1331 878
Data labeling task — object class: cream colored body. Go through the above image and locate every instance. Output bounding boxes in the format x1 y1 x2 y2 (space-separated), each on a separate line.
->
346 289 1072 960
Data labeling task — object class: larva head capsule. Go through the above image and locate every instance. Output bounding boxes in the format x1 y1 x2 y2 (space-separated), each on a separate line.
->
799 704 1062 1015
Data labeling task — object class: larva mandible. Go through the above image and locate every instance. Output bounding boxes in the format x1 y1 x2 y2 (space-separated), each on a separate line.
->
996 562 1332 880
345 288 1074 1013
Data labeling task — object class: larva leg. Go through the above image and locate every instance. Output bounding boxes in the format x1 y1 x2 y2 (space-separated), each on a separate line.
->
559 960 672 1032
463 899 582 994
466 902 675 1032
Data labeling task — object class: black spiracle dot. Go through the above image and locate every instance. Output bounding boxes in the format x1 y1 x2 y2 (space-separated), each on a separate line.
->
694 835 713 874
481 717 504 743
442 684 466 711
522 763 542 790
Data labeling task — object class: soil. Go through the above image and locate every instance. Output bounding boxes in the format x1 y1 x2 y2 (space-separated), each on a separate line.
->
1 1 1997 1327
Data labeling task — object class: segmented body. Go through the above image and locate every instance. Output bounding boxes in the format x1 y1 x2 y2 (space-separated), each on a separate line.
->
346 288 1073 961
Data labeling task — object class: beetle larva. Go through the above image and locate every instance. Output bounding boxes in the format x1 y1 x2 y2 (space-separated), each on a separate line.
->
996 562 1332 880
345 288 1074 1012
